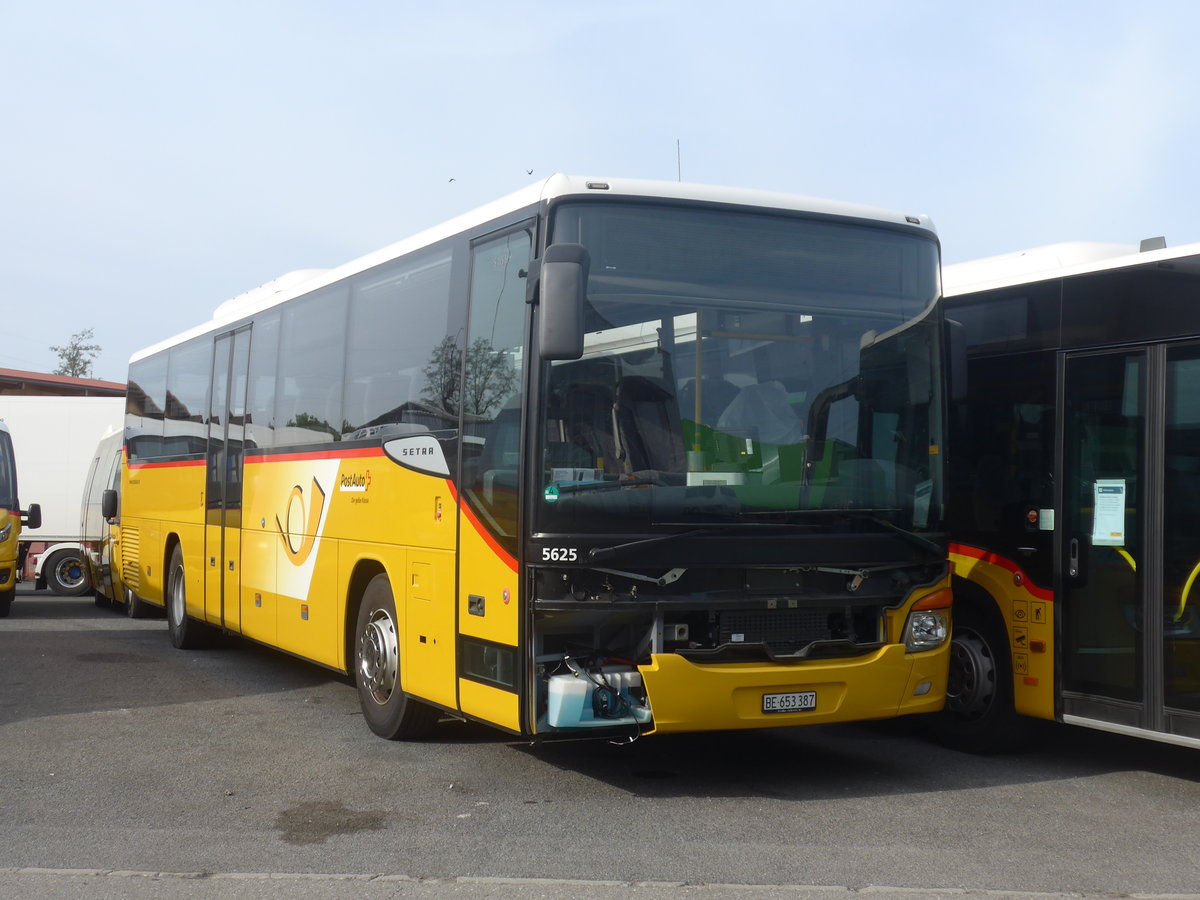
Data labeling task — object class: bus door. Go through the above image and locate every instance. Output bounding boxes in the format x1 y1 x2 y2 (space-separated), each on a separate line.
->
1060 346 1200 742
205 327 252 632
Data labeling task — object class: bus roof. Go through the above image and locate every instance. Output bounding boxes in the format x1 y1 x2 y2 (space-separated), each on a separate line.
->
131 175 936 364
943 239 1200 296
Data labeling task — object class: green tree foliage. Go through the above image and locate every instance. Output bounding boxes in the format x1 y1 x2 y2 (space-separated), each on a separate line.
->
50 327 102 378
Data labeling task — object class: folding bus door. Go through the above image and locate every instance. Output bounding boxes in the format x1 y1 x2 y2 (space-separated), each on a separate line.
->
1060 345 1200 743
205 327 252 632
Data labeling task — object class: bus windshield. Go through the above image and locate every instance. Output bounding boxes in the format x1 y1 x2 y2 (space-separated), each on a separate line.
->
537 202 944 542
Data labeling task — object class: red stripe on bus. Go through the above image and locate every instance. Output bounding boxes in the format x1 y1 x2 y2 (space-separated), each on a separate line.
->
245 446 386 464
949 542 1054 602
448 481 519 574
126 458 205 471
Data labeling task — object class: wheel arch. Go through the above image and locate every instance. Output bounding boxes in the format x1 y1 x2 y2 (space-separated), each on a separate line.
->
344 558 388 674
951 572 1007 636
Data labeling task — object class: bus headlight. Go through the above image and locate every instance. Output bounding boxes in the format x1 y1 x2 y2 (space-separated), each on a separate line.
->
904 609 950 652
903 587 952 652
0 521 11 542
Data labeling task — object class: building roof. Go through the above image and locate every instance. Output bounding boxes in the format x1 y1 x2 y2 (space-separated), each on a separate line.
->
0 368 126 397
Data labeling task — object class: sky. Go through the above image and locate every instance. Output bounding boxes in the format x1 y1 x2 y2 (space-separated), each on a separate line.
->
3 0 1198 382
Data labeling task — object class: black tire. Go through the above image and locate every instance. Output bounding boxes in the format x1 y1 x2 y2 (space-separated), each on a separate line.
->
931 592 1028 753
94 589 112 609
125 585 153 619
43 549 91 596
166 545 210 649
354 574 439 740
0 588 12 618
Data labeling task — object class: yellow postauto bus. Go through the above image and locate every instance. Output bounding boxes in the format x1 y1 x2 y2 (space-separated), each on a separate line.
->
0 421 41 618
121 175 953 740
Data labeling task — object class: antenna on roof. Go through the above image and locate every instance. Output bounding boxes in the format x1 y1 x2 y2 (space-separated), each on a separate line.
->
676 139 682 182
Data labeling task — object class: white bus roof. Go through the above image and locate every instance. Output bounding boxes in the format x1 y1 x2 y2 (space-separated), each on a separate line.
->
131 175 936 364
944 239 1200 296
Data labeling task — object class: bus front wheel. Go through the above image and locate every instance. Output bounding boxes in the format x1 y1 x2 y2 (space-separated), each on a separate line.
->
354 574 439 740
932 600 1027 753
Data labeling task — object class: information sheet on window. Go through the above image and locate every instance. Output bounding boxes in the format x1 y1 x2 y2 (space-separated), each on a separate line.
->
1092 479 1126 547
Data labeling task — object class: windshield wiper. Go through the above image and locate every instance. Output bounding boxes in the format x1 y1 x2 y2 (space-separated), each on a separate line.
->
550 477 659 495
588 528 708 562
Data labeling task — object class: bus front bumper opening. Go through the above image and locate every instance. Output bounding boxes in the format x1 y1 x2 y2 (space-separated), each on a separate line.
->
637 644 949 735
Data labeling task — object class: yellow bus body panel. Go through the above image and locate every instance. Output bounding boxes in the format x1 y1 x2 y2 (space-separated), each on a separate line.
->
239 450 458 674
122 459 205 605
459 677 520 732
456 500 520 648
951 546 1056 721
640 643 949 734
0 509 18 591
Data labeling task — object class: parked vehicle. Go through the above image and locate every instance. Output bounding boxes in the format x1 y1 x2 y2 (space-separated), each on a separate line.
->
0 420 41 617
0 396 125 597
79 428 128 610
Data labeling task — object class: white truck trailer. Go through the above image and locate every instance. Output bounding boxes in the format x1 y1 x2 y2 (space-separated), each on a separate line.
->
0 396 125 595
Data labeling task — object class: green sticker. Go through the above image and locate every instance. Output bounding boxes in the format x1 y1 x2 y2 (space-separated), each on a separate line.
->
544 484 560 503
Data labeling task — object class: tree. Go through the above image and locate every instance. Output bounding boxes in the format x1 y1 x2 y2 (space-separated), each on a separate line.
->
51 327 102 378
421 335 462 414
420 335 517 419
462 336 517 417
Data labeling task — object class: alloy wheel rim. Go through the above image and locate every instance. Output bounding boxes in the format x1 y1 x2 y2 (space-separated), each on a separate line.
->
359 609 398 706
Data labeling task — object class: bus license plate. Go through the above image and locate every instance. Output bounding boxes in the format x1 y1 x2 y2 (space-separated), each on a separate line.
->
762 691 817 713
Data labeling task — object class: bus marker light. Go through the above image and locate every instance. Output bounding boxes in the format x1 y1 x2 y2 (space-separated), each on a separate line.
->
911 588 953 610
1024 676 1038 686
301 604 309 621
502 588 510 605
913 681 931 696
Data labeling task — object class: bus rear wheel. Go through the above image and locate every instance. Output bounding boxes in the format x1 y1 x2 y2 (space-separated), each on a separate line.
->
354 574 439 740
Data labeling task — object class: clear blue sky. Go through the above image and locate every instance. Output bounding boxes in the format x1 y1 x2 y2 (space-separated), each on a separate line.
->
3 0 1197 382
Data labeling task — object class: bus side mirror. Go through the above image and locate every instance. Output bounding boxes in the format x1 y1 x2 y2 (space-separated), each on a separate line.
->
537 243 589 361
944 317 967 403
22 503 41 530
101 489 118 521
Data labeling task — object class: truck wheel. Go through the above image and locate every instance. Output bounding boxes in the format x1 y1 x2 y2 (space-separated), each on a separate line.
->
355 574 439 740
166 545 210 649
44 549 91 596
0 589 12 618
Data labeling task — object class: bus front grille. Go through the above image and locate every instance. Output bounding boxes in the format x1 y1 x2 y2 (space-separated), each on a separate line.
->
717 607 862 653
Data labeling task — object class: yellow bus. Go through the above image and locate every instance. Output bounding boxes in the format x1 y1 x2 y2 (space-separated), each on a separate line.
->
941 239 1200 751
0 420 41 618
121 175 953 739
